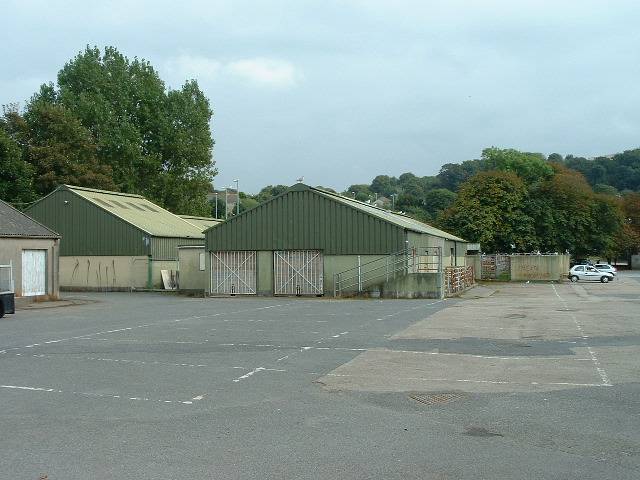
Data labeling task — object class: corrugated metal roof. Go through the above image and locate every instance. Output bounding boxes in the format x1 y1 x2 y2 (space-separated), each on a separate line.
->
298 184 466 242
179 215 222 232
63 185 205 239
0 199 60 238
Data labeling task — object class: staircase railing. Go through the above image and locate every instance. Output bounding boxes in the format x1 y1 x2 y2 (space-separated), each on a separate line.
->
333 247 442 297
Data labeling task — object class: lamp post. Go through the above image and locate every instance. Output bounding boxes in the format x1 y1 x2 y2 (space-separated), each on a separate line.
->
225 187 229 219
234 179 240 215
391 193 397 210
214 192 218 219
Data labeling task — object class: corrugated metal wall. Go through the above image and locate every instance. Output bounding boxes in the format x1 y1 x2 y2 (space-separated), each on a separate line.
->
27 189 149 257
151 237 204 260
205 189 406 255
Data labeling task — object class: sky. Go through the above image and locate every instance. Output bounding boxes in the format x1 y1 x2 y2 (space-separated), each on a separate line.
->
2 1 640 193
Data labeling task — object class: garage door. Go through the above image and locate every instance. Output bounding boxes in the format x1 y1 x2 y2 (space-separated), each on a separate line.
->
274 250 323 296
210 251 256 295
22 250 46 296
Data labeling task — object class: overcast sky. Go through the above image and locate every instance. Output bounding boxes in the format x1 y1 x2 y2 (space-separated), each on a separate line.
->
3 1 640 192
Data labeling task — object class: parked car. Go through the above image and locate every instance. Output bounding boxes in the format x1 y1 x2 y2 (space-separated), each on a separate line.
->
570 259 594 268
594 263 617 275
568 265 614 283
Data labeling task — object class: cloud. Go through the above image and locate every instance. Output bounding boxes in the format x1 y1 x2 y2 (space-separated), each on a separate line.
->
163 55 222 84
162 55 300 89
226 58 299 87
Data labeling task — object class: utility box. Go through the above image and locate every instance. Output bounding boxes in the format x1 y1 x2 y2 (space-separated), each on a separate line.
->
0 292 15 317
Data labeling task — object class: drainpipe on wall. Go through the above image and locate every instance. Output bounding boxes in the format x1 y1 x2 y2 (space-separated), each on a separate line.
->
147 255 153 289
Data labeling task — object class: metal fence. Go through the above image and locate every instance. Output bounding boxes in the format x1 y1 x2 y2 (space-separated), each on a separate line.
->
0 262 14 293
445 265 474 296
480 254 511 281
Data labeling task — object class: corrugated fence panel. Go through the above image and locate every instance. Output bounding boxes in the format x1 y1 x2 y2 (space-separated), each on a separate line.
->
151 237 203 260
205 189 406 255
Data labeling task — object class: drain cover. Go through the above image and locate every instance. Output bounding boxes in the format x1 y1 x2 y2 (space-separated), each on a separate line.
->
409 392 465 405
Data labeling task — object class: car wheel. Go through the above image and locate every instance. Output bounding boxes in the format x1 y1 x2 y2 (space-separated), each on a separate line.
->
570 275 579 282
601 276 609 283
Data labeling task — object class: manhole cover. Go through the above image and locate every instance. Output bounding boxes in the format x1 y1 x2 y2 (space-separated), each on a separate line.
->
504 313 526 319
409 392 465 405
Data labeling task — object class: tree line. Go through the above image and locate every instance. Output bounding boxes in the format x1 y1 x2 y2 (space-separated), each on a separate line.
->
0 46 215 215
341 148 640 258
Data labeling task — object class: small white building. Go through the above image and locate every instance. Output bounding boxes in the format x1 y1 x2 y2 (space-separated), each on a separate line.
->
0 199 60 299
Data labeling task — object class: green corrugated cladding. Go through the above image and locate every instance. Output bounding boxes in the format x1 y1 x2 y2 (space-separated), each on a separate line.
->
205 189 406 255
27 189 149 257
151 237 204 260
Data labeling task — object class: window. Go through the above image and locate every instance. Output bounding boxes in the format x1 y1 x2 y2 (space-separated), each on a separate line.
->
575 266 584 272
199 253 206 271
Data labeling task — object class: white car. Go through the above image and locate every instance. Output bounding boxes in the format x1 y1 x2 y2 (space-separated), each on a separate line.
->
594 263 617 276
568 265 614 283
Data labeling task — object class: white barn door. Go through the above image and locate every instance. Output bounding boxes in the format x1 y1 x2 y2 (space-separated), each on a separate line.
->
22 250 47 296
274 250 323 295
210 251 256 295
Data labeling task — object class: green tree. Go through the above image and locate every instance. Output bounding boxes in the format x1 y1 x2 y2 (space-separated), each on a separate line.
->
423 188 456 220
482 147 553 184
440 171 537 251
21 103 115 195
28 46 215 215
370 175 398 197
531 166 621 256
0 126 36 203
255 185 289 203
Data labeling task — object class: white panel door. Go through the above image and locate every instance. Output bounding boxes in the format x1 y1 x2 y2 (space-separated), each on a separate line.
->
274 250 323 295
22 250 47 296
210 251 256 295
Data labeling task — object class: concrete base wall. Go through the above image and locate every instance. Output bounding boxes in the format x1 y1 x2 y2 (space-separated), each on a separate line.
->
467 254 570 281
510 255 570 281
60 256 149 290
197 250 445 298
0 237 60 298
379 273 443 299
177 247 206 293
150 260 178 289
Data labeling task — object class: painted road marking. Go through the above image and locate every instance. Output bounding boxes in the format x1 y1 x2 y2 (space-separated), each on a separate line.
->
551 283 612 386
0 384 202 405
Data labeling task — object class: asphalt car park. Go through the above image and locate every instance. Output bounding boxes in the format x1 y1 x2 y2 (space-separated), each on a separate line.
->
1 273 639 479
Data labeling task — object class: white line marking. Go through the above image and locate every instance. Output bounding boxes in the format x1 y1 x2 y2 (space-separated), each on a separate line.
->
232 367 265 382
0 384 196 405
0 303 296 354
551 283 612 386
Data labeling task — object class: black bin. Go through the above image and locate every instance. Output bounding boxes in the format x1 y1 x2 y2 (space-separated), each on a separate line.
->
0 292 15 318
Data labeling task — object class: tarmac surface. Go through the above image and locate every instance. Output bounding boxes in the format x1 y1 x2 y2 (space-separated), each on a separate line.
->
1 273 639 479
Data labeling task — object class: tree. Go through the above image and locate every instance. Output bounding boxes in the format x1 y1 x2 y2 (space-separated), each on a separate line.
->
423 188 456 220
440 171 537 252
436 159 483 191
21 103 115 195
28 46 215 215
255 185 289 203
481 147 553 184
370 175 398 197
0 127 36 203
531 166 621 256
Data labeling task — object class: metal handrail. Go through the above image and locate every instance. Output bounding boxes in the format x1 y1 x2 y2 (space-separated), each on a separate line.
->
333 247 442 297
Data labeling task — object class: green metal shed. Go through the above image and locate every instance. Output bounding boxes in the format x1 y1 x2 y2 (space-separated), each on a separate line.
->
204 183 467 297
26 185 205 290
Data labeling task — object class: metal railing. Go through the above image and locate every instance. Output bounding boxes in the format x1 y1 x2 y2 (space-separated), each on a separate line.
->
333 247 442 297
